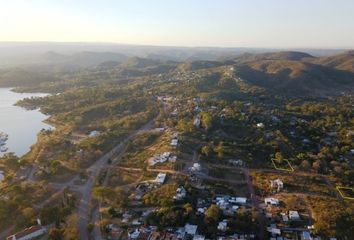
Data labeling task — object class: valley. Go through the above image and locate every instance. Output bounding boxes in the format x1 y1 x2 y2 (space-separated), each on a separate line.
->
0 50 353 240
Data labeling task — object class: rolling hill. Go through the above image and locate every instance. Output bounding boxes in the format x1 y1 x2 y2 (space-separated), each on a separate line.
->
233 59 354 94
311 50 354 73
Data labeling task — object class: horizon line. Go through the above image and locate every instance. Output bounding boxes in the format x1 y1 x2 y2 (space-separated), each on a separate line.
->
0 41 353 50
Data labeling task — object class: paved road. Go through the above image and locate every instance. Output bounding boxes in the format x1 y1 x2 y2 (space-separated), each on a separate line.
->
243 168 266 240
0 118 155 240
82 118 155 240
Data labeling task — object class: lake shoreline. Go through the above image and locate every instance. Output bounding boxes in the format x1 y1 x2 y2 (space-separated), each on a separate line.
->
0 88 53 157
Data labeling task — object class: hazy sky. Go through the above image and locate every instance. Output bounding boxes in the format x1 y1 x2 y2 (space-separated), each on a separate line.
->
1 0 354 48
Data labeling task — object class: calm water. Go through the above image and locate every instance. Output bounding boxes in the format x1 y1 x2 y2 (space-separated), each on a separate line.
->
0 88 52 157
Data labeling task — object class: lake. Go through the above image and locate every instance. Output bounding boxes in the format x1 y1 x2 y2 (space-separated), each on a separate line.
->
0 88 52 157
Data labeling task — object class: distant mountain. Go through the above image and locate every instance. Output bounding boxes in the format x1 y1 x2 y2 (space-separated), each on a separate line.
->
177 60 224 71
234 51 315 63
311 50 354 72
233 59 354 94
120 57 163 69
41 51 128 67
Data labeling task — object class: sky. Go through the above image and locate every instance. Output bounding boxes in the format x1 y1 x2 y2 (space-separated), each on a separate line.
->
0 0 354 48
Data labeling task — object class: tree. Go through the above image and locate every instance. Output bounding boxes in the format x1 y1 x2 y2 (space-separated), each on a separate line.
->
93 187 116 203
201 112 213 132
87 222 94 233
312 160 322 172
114 187 129 209
274 152 284 163
204 204 222 223
49 228 64 240
214 142 225 158
201 145 212 156
176 119 194 133
0 153 20 170
300 160 311 170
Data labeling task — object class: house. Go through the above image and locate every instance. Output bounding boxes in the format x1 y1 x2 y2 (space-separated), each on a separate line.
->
265 197 280 206
169 155 177 163
150 152 177 166
137 232 151 240
128 229 141 239
171 139 178 147
184 223 198 236
281 213 289 222
174 186 187 201
190 163 201 172
153 128 165 132
107 224 123 240
228 159 244 166
270 179 284 191
301 231 312 240
194 118 201 128
88 130 100 137
271 116 280 123
148 231 163 240
235 197 247 204
289 210 300 220
267 226 281 235
193 235 205 240
155 173 167 184
163 232 179 240
218 220 228 232
6 225 46 240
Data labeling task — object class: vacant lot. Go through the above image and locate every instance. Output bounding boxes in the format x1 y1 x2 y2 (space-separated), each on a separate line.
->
250 170 333 196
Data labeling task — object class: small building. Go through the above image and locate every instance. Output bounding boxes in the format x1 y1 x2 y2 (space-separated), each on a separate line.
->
265 197 280 206
190 163 201 172
184 223 198 236
194 118 201 128
88 130 100 138
6 225 46 240
256 123 265 128
128 229 140 239
289 210 300 220
193 235 205 240
174 186 187 201
155 173 167 184
218 220 228 232
235 197 247 204
301 231 311 240
171 139 178 147
281 213 289 222
270 179 284 191
228 159 244 166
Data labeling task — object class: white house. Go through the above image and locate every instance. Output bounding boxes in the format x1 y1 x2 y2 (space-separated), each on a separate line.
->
265 197 280 205
174 186 187 200
270 179 284 191
7 225 46 240
289 210 300 220
236 197 247 204
301 231 312 240
193 235 205 240
128 229 140 239
184 223 198 236
217 220 228 232
194 118 201 128
88 130 100 137
171 139 178 147
155 173 167 184
190 163 201 172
